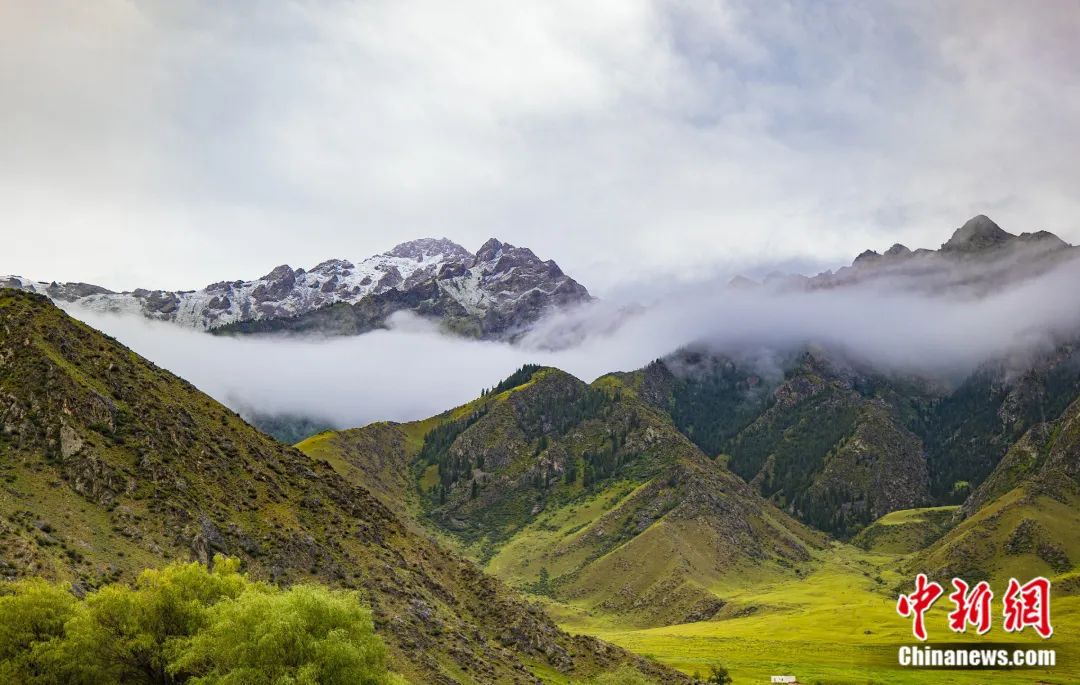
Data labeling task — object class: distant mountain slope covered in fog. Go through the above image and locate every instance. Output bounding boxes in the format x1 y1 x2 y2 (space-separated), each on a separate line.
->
763 214 1077 295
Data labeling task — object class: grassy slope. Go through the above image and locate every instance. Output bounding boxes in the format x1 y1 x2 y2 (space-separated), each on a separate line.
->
0 289 685 685
296 422 417 515
917 487 1080 585
852 505 959 554
301 368 824 629
574 392 1080 683
915 393 1080 586
296 371 1080 684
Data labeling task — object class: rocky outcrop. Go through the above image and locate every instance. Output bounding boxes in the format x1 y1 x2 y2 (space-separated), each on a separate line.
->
800 402 930 531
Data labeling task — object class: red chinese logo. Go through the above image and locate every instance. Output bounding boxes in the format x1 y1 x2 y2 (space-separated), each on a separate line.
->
897 575 1053 640
947 578 994 635
897 573 944 641
1003 577 1053 638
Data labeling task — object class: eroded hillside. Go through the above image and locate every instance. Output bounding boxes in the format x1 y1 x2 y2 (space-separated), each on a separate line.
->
0 289 684 685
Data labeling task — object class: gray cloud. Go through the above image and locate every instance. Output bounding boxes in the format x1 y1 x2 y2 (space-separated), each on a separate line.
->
3 1 1079 295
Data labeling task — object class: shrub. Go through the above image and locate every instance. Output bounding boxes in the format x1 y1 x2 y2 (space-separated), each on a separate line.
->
0 557 404 685
172 584 390 685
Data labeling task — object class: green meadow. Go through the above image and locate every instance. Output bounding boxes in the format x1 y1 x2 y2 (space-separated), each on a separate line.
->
549 541 1078 684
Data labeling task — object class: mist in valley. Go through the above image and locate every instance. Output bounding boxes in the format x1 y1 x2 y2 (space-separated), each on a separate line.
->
63 250 1080 432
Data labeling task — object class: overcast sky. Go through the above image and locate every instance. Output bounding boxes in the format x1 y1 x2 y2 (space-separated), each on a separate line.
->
3 1 1079 296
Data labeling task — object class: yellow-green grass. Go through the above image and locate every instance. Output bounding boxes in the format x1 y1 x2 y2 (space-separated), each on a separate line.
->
919 487 1080 587
853 505 959 554
0 464 163 582
872 506 960 526
558 543 1080 684
400 368 551 452
295 430 364 482
485 480 641 585
485 475 808 630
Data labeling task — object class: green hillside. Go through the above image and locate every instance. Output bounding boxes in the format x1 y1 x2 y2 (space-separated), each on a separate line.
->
300 365 824 628
851 505 957 554
11 285 1078 682
0 289 685 685
919 345 1080 500
613 344 1080 539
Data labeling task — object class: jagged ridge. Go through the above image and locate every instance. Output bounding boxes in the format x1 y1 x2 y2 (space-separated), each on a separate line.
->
3 237 591 341
727 214 1077 296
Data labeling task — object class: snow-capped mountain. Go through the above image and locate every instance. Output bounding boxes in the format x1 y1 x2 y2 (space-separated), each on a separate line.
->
3 237 591 340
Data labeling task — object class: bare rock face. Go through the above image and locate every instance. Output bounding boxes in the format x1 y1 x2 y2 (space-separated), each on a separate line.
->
59 424 84 458
4 237 591 341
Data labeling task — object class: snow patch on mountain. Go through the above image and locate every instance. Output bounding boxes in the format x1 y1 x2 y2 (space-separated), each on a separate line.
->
3 237 591 340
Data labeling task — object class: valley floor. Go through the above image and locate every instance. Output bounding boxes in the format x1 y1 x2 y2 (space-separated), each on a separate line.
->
547 543 1080 684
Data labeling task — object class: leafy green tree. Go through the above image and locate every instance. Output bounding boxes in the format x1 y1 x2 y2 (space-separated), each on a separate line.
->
0 557 405 685
45 557 249 684
0 578 77 683
171 584 393 685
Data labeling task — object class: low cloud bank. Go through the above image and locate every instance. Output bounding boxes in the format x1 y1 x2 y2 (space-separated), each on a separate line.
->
527 263 1080 375
67 255 1080 429
68 310 545 429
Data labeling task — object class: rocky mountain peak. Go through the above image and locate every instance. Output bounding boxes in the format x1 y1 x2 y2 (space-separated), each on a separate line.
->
385 237 472 262
475 238 506 261
475 239 554 274
884 243 912 257
940 214 1013 252
260 264 296 281
310 258 355 274
853 249 882 265
1018 229 1070 249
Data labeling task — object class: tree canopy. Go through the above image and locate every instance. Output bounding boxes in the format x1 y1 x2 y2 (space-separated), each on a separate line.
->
0 557 404 685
